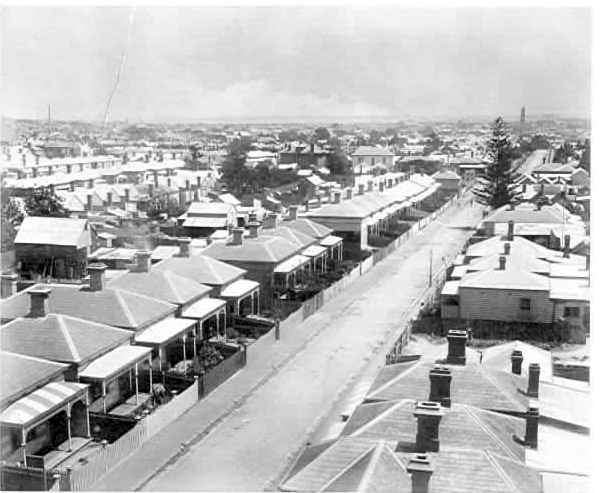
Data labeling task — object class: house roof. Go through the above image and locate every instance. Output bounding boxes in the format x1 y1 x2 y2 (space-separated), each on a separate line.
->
0 351 68 408
153 254 246 286
78 345 152 381
1 314 131 365
433 170 461 180
107 269 212 305
284 218 332 240
352 146 394 157
220 279 260 298
262 225 316 250
483 203 571 225
182 217 228 228
0 284 177 330
465 254 551 276
185 201 236 216
14 216 91 248
459 268 550 291
548 278 589 301
202 234 301 264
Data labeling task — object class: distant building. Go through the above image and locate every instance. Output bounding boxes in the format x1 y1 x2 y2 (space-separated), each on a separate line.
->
351 146 394 174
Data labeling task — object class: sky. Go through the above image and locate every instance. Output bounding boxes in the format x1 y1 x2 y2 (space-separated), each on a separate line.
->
1 6 592 123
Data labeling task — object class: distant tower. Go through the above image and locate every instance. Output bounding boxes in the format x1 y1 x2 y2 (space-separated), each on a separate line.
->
520 106 526 124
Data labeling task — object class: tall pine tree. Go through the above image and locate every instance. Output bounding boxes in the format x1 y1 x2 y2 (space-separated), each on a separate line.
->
473 116 522 208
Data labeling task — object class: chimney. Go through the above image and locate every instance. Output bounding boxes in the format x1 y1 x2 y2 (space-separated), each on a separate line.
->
304 200 310 212
503 242 511 255
429 366 452 407
167 177 172 188
536 201 542 211
346 188 353 200
231 227 244 245
135 250 152 273
185 179 190 190
379 182 385 192
387 178 393 188
407 454 434 493
1 273 18 298
524 402 540 448
317 195 322 207
511 350 524 375
120 194 126 209
288 205 298 220
248 222 259 238
106 192 112 206
446 329 468 365
333 191 341 204
153 171 159 187
526 363 540 398
507 220 514 241
367 181 373 192
508 203 515 211
522 183 527 193
410 165 416 176
413 401 444 452
28 287 52 318
563 235 571 258
499 255 506 270
248 211 258 223
358 184 365 195
148 183 154 197
263 213 278 229
124 188 130 203
196 176 201 188
88 179 94 189
87 194 93 212
178 237 191 257
88 263 107 292
586 254 590 271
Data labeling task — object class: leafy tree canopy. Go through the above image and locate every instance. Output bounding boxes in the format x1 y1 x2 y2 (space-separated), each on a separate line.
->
24 188 70 218
313 127 331 142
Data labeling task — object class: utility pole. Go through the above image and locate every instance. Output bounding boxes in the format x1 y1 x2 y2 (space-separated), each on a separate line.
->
428 248 433 287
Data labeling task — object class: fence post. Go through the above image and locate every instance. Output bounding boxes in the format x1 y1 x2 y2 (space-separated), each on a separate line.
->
196 372 204 399
241 343 247 366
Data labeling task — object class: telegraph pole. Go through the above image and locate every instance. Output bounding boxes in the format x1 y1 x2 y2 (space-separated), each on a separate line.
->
428 248 433 287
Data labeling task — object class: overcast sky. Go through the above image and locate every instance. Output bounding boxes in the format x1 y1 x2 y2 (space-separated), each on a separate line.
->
1 6 591 122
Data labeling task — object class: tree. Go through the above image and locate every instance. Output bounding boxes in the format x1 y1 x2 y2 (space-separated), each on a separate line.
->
325 149 351 175
553 142 574 164
1 194 25 250
313 127 330 142
579 139 590 173
24 188 70 217
473 117 522 208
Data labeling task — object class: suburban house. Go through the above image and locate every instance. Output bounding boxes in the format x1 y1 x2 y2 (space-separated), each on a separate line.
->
432 169 462 192
178 201 238 238
14 216 92 281
351 146 395 174
278 143 330 168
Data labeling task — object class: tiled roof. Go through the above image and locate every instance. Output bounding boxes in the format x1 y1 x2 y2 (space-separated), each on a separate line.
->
0 284 177 330
1 314 131 365
262 225 316 250
0 351 68 407
459 268 550 291
14 216 90 248
153 254 246 286
284 218 333 240
108 269 212 305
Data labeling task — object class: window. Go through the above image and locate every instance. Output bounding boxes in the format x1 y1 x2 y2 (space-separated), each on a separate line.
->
563 306 580 318
519 298 531 311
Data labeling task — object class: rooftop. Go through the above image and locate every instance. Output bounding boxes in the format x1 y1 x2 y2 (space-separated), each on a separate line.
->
14 216 90 248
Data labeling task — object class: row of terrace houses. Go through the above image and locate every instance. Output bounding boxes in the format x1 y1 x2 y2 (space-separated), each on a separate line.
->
441 222 590 341
280 333 589 492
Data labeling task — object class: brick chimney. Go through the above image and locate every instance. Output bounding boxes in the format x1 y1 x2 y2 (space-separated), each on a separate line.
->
167 177 172 188
248 211 258 223
586 254 590 271
429 366 452 408
507 220 514 241
504 242 511 255
88 179 94 189
185 179 190 190
526 363 540 398
124 188 130 203
28 287 52 318
148 183 154 197
333 191 341 204
88 263 107 292
1 273 18 298
106 192 113 206
135 250 152 273
358 184 365 195
498 255 506 270
196 176 201 188
70 182 76 192
407 454 434 493
153 171 159 187
511 350 524 375
288 205 298 220
379 181 385 192
263 213 278 229
525 402 540 448
387 178 393 188
87 194 94 212
367 181 374 192
414 401 444 452
563 235 571 258
178 237 191 257
231 228 244 245
446 329 467 365
346 188 353 200
248 222 259 238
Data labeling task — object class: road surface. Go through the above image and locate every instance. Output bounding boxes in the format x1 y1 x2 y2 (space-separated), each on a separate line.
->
138 199 484 492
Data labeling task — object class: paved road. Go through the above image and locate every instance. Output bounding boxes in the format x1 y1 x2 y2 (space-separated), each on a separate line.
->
134 200 484 492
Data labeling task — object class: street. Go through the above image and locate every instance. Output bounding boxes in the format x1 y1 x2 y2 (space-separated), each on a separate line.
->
135 199 484 491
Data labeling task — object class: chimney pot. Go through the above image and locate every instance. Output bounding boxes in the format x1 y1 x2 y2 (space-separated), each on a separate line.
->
563 235 571 258
525 402 540 448
499 255 507 270
1 273 19 298
414 401 444 453
358 184 365 195
346 188 353 200
231 228 244 245
248 222 259 238
87 263 107 292
407 454 434 493
446 329 468 365
379 181 385 192
367 181 374 192
106 192 113 206
333 191 341 204
507 220 514 241
511 350 524 375
263 213 278 229
527 363 540 398
28 287 52 318
135 250 152 273
178 237 192 257
288 205 299 220
429 366 452 407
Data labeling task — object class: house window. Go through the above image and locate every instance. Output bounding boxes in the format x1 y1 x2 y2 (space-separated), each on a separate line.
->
563 307 580 318
519 298 531 311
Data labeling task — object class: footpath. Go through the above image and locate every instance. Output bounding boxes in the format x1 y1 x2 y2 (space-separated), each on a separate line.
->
93 197 483 491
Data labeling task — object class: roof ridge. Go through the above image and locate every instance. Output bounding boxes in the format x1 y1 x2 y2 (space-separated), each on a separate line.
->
113 289 139 328
481 368 529 411
349 400 408 438
56 314 81 362
464 405 521 461
366 359 423 399
356 440 385 493
485 451 523 493
318 441 377 492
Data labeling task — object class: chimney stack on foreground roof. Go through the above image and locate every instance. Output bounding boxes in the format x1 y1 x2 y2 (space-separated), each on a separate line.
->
429 366 452 408
446 329 468 365
526 363 540 398
507 220 514 241
135 250 152 273
88 263 107 292
414 401 444 453
407 454 434 493
28 287 51 318
511 350 524 375
231 228 244 246
1 272 18 299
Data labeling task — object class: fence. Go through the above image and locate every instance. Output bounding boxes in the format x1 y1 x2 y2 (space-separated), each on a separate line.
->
145 380 200 436
201 347 247 397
